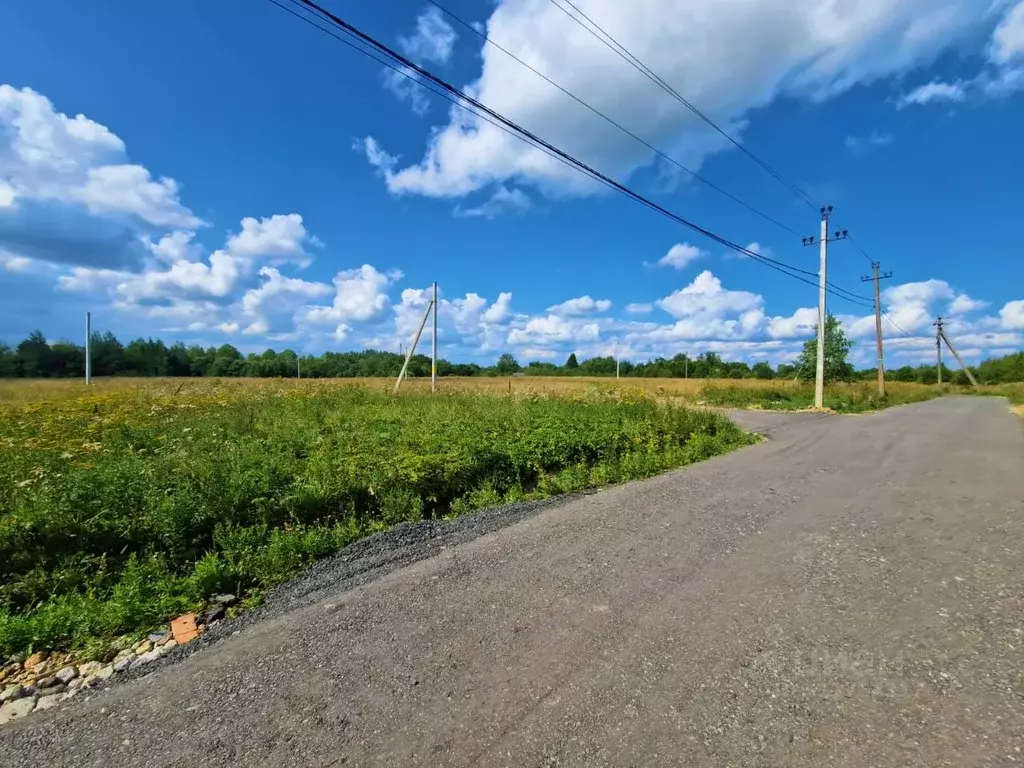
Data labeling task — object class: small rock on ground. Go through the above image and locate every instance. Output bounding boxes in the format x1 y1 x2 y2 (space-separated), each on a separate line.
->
34 695 62 712
0 685 24 704
0 698 36 725
54 666 78 685
129 650 161 670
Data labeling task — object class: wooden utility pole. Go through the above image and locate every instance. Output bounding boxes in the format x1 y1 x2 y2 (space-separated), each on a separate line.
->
861 263 893 396
394 291 436 393
934 316 944 385
938 324 980 388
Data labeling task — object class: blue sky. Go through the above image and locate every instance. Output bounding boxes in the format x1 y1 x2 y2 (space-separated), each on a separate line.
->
1 0 1022 367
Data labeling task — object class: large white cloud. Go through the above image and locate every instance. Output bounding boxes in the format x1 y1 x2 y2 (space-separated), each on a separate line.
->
657 270 762 320
361 0 994 201
508 314 600 345
301 265 397 326
1001 300 1024 330
0 85 202 229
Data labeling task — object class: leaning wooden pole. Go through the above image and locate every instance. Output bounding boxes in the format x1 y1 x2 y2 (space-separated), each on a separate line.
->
394 297 434 393
939 329 980 388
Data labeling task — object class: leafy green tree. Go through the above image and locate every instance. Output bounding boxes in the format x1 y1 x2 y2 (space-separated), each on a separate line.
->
564 353 579 370
167 343 192 377
90 332 125 377
17 331 51 377
579 356 617 375
209 344 243 377
124 339 169 377
796 314 855 383
496 353 520 375
50 341 85 377
0 343 20 377
752 361 774 380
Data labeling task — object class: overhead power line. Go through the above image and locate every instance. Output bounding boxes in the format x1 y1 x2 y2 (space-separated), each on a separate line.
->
844 232 878 267
424 0 802 238
270 0 872 307
544 0 819 210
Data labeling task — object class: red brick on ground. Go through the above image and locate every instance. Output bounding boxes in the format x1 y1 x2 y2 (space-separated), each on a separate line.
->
170 614 199 645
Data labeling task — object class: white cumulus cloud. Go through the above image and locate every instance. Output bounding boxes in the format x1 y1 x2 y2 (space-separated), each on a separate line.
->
361 0 993 201
0 84 202 229
651 242 704 270
547 295 613 315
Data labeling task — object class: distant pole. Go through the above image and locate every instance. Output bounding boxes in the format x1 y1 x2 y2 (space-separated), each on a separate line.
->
297 355 301 379
685 355 688 379
85 312 92 385
861 263 893 396
431 282 438 393
934 316 943 385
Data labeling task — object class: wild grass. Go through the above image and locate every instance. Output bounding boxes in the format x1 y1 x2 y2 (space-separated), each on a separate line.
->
0 380 753 655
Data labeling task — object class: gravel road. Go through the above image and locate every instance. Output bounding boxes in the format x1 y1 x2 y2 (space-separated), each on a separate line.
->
3 396 1022 767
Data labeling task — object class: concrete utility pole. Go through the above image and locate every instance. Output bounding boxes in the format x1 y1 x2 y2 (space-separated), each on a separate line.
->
861 263 893 396
802 207 847 409
85 312 92 385
934 316 944 385
431 282 438 393
938 324 980 388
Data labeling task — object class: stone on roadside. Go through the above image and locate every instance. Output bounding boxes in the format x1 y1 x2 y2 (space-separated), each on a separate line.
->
148 631 170 646
77 661 103 678
36 675 61 690
23 651 48 671
129 649 161 670
171 613 199 644
0 697 36 724
134 640 153 655
35 694 62 712
0 684 24 704
54 666 78 686
211 593 238 606
112 655 135 673
157 639 178 656
202 605 226 625
81 665 114 687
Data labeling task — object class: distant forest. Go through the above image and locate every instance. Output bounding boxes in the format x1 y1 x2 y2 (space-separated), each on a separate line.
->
1 330 1022 385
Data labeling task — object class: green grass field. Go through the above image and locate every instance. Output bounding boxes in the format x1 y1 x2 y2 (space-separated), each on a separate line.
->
0 379 754 656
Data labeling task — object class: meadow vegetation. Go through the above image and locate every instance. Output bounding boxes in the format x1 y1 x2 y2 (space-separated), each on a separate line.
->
0 378 754 656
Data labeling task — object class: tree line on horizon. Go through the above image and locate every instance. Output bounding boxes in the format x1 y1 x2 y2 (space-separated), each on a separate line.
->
0 328 1021 385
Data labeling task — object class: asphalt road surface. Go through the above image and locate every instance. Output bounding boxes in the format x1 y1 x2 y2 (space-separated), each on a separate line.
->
3 397 1023 767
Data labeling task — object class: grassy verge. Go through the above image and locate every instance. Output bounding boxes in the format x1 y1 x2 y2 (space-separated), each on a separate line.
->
0 384 753 656
697 381 943 413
